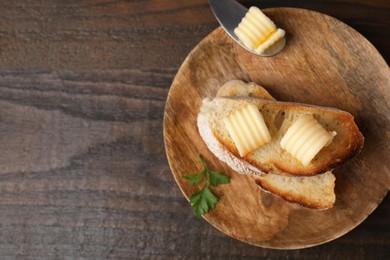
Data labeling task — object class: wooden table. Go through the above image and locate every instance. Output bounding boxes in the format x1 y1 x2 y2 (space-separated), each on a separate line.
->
0 0 388 258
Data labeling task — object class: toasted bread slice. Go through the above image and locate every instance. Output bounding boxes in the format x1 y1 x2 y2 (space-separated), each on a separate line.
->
199 96 364 177
204 80 336 209
198 107 336 209
217 80 276 100
252 172 336 209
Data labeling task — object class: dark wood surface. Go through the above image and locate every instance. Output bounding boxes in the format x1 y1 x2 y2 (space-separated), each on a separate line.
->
0 0 388 258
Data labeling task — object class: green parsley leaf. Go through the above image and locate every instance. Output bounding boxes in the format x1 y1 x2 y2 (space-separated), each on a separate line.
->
189 186 218 217
208 170 230 187
183 173 201 185
183 154 230 217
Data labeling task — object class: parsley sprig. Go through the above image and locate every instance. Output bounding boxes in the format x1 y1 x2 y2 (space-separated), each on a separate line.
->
183 154 230 217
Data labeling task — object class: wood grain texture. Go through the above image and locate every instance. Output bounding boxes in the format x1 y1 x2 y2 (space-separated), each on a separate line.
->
0 0 388 258
164 8 390 249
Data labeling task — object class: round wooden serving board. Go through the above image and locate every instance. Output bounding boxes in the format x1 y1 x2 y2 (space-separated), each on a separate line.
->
163 8 390 249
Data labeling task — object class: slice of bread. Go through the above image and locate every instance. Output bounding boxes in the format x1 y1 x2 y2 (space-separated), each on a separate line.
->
199 93 364 177
198 106 336 209
252 172 336 209
197 80 362 209
217 79 275 100
202 80 336 210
